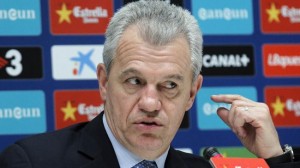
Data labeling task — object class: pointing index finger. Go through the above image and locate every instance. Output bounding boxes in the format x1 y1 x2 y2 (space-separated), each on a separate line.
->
211 94 253 104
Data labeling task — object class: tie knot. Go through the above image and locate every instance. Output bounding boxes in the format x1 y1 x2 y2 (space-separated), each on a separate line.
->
131 160 157 168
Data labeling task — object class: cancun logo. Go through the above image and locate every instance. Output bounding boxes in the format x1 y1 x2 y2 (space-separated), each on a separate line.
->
0 0 41 36
0 107 41 120
0 90 46 135
198 8 249 21
191 0 253 35
0 9 36 21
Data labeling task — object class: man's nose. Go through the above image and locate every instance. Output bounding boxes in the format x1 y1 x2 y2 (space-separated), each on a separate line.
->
138 85 161 113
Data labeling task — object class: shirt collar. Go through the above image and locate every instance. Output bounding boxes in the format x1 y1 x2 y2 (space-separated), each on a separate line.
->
103 113 169 168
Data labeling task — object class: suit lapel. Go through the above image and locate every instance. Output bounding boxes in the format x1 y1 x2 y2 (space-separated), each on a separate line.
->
165 148 188 168
78 112 120 168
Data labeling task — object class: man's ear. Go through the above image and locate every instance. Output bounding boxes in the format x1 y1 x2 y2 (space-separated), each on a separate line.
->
185 74 203 111
97 63 108 100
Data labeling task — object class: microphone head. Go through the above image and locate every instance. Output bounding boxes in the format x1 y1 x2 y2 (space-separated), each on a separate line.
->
203 147 222 160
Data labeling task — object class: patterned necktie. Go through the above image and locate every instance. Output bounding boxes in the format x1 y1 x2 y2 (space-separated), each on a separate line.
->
131 160 158 168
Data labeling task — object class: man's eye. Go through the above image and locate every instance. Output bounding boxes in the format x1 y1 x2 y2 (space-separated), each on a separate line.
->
127 78 141 85
165 81 177 89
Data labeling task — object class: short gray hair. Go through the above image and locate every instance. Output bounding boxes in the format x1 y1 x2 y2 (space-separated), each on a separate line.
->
103 0 203 81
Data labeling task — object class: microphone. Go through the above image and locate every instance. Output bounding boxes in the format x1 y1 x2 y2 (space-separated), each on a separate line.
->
203 147 223 160
203 147 270 168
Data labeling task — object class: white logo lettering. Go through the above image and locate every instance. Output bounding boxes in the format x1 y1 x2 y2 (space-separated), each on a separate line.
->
286 99 300 116
73 6 108 24
5 49 23 76
0 9 36 21
203 54 250 68
0 107 41 120
77 103 103 120
281 6 300 23
268 53 300 68
198 8 248 21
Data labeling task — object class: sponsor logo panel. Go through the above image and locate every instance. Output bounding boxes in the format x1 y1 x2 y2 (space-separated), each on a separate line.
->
191 0 253 35
265 86 300 127
261 0 300 33
54 90 104 130
0 47 43 79
263 44 300 77
51 45 103 80
0 0 41 36
196 87 257 130
49 0 113 35
202 45 254 76
123 0 183 6
200 147 256 158
0 90 46 135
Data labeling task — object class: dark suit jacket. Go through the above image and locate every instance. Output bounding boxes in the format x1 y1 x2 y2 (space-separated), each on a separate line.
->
0 113 211 168
1 112 300 168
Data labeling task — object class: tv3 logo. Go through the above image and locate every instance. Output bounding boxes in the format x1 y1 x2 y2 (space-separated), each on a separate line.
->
0 49 23 76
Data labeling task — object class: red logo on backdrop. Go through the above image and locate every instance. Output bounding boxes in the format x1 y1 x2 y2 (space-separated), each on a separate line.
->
265 87 300 127
260 0 300 33
263 44 300 77
54 90 104 129
49 0 114 35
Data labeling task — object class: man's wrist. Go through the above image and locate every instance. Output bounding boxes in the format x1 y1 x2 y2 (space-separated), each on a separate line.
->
265 144 294 165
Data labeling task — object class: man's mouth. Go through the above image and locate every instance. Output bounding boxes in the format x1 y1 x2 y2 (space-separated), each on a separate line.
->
134 119 163 129
141 121 158 126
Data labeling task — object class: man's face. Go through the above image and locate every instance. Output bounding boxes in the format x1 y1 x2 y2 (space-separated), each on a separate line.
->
97 26 202 159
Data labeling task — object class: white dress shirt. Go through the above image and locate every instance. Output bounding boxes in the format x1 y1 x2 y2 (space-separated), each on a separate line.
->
103 114 169 168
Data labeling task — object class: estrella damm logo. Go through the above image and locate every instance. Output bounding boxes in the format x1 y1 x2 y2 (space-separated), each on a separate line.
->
54 90 104 129
49 0 114 35
265 86 300 127
260 0 300 33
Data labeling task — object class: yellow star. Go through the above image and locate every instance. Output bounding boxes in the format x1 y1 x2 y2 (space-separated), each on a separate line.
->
266 3 281 23
61 101 77 121
56 3 72 24
271 96 285 117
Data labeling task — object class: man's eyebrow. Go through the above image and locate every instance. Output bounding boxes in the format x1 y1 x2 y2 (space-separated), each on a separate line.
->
120 68 184 81
164 74 184 81
120 68 142 77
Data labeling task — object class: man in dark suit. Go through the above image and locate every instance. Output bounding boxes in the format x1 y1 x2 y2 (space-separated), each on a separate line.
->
0 1 299 168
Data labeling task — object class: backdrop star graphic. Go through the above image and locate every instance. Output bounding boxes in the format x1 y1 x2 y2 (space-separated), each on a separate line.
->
266 3 281 23
56 3 72 24
61 101 77 121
